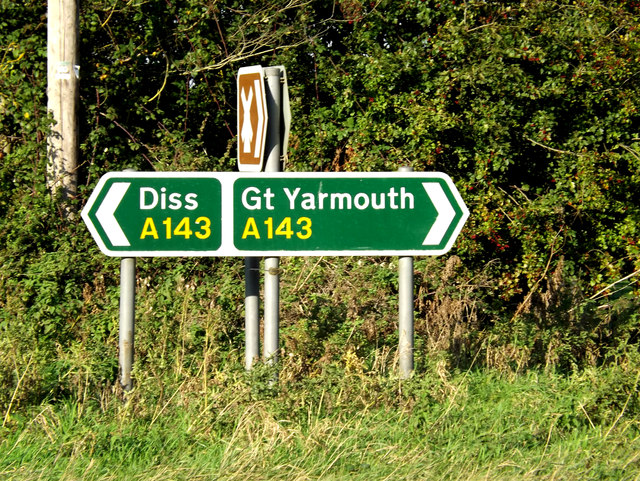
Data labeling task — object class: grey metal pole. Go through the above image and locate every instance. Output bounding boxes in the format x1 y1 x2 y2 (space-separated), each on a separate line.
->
119 256 136 391
263 66 283 365
244 257 260 370
398 166 415 378
119 168 137 391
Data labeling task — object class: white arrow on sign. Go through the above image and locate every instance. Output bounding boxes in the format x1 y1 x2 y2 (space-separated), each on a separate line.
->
240 80 266 158
240 84 254 153
95 182 131 247
422 182 456 246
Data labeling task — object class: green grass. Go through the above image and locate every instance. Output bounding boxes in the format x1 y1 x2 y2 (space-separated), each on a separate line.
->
1 362 639 480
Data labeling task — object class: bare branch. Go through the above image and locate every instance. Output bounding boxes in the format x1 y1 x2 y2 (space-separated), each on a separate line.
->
525 136 585 156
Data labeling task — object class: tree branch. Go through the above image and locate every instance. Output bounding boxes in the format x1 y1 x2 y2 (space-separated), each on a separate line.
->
525 136 585 156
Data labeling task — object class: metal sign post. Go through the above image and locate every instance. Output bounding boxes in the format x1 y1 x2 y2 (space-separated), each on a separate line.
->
398 166 414 378
237 66 267 368
237 65 291 369
244 257 260 370
263 67 285 367
119 256 135 391
119 169 137 392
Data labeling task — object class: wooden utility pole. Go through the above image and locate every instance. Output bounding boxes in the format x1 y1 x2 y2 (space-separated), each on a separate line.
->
47 0 79 212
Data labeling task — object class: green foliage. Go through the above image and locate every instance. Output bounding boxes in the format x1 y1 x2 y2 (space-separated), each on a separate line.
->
0 1 48 214
288 0 640 370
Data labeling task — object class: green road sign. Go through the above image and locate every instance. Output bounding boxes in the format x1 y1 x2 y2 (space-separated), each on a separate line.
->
82 172 469 257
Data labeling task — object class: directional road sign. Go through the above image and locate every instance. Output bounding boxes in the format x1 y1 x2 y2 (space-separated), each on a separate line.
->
237 66 268 171
82 172 469 257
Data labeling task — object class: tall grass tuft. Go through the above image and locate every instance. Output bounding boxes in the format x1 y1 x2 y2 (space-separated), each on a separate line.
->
1 352 639 480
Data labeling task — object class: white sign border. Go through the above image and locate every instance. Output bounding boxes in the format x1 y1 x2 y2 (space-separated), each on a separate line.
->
82 171 470 258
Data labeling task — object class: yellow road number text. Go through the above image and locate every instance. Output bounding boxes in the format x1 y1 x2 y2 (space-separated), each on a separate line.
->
140 217 211 240
241 217 312 240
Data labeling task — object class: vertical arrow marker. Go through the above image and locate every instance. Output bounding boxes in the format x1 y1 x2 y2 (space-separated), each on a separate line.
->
237 66 268 171
95 182 131 247
422 182 456 246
